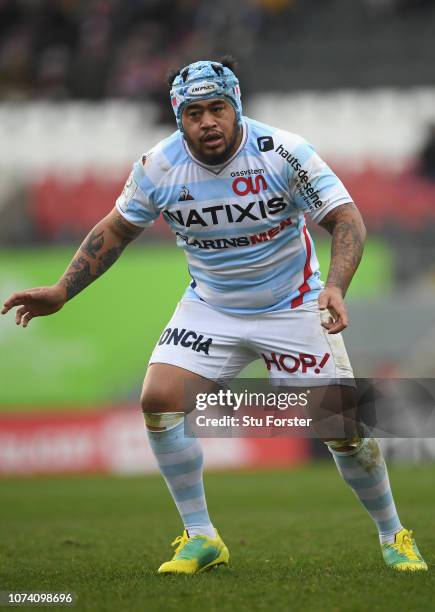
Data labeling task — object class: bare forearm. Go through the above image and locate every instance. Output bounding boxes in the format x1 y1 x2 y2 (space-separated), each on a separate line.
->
58 211 143 300
58 228 123 300
320 203 367 296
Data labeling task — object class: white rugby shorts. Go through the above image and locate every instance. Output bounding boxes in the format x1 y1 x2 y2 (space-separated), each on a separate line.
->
149 298 354 385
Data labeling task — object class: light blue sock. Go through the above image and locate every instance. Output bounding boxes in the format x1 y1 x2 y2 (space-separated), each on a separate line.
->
146 419 215 538
330 438 402 544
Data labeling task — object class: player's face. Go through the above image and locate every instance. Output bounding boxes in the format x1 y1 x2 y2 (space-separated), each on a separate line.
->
181 98 242 165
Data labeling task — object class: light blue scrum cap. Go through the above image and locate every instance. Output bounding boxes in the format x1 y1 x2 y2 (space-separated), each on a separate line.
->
170 60 242 132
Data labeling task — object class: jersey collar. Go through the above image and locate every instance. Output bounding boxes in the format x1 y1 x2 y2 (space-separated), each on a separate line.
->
183 118 248 175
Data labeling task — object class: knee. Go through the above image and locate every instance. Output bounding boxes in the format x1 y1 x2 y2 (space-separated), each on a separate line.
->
324 436 364 454
141 364 191 414
141 386 176 414
141 387 185 431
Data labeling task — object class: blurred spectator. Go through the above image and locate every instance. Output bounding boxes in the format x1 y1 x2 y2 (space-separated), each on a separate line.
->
0 0 22 37
258 0 296 12
363 0 397 17
364 0 434 16
34 45 71 99
193 0 263 59
68 0 112 99
0 25 33 99
107 22 168 99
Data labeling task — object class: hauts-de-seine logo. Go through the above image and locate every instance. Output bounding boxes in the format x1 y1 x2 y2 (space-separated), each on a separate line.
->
178 186 194 201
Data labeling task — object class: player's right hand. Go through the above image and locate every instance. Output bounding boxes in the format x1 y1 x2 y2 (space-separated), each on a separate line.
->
1 284 67 328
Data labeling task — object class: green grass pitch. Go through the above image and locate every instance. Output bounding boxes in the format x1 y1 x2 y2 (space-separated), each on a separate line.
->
1 463 433 612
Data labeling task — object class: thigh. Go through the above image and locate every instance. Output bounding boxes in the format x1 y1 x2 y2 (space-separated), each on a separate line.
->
149 298 257 383
141 363 220 414
251 300 354 385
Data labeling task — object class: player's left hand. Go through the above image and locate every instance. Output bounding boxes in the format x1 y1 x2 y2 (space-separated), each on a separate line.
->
318 286 348 334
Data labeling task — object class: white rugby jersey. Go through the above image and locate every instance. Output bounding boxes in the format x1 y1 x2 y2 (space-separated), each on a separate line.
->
116 117 353 314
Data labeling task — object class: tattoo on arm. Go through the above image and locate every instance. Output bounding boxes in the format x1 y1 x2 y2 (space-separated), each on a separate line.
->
96 246 125 275
110 215 144 241
319 203 366 295
59 213 143 300
62 256 94 300
82 230 104 259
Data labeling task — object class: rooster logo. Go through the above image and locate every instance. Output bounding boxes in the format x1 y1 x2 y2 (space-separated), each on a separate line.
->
178 186 194 201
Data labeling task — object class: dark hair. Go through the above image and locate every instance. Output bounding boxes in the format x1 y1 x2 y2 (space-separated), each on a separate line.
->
166 55 238 88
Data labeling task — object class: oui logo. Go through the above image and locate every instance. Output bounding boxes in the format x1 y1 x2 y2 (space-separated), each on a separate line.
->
232 175 268 196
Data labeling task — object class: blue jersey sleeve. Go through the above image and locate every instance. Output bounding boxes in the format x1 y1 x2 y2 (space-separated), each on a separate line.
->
288 141 353 223
115 156 160 228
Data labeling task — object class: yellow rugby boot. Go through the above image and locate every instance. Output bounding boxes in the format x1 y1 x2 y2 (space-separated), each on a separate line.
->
382 528 428 571
158 530 229 575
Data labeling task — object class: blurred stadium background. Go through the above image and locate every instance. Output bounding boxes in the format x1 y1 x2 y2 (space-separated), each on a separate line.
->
1 0 435 476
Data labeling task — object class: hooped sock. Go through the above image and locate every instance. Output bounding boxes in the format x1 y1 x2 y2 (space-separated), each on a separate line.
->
146 414 215 539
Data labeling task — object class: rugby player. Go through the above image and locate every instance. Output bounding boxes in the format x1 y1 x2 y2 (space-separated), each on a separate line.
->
2 57 427 573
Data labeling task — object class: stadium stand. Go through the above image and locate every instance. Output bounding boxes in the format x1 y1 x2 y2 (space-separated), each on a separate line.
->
1 89 435 242
1 0 435 102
